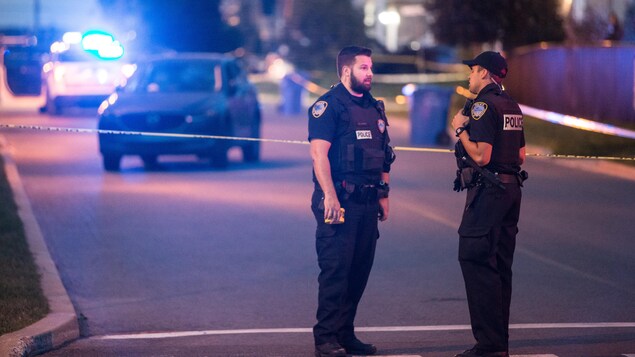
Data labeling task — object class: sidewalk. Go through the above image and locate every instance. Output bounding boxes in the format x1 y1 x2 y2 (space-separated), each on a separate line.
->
0 137 79 357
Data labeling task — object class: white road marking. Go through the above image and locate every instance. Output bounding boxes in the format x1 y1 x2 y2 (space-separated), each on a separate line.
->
93 322 635 340
95 327 313 340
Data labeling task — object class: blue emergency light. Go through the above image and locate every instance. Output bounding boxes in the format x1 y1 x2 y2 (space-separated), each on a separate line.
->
80 30 124 60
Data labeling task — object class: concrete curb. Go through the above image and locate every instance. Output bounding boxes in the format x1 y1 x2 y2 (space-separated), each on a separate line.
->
0 137 79 357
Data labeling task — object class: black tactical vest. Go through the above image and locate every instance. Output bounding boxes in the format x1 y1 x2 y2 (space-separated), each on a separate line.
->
329 94 388 185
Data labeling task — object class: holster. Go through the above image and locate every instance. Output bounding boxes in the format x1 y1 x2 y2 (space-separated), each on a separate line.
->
338 181 355 201
454 167 478 192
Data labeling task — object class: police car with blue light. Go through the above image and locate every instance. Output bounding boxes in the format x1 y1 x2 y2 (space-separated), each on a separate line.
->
41 30 133 114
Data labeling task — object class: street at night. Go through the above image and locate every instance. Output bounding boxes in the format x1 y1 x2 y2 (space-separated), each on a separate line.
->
1 102 634 356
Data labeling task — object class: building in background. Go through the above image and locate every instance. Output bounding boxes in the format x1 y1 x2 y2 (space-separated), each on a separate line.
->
358 0 431 53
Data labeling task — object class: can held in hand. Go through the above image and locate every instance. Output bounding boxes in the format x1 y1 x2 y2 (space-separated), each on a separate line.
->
325 208 345 224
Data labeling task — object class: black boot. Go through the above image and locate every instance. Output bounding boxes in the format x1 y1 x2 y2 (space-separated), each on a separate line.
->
315 342 347 357
340 337 377 355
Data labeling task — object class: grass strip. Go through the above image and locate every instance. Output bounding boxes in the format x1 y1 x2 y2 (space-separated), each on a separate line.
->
0 155 48 335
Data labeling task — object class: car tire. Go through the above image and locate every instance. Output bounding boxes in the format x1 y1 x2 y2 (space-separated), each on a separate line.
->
210 143 229 169
243 111 261 162
141 155 159 169
103 154 122 171
242 141 260 162
45 91 60 115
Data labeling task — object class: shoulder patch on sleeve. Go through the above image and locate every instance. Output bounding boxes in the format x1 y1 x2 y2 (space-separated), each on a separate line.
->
312 101 328 118
471 102 488 120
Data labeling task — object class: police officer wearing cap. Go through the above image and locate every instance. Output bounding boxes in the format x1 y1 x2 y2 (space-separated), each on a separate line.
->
308 45 395 357
451 51 526 357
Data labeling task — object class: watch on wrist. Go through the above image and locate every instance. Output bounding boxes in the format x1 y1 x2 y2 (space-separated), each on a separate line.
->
378 180 390 198
455 126 466 137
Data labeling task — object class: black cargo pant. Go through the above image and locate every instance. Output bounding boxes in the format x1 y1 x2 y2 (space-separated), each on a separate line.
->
458 182 522 352
311 188 380 346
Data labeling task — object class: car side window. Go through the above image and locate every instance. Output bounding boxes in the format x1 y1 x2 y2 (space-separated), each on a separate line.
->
147 67 174 92
140 62 217 93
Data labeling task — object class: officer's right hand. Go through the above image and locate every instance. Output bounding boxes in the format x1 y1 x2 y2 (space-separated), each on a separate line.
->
323 194 342 223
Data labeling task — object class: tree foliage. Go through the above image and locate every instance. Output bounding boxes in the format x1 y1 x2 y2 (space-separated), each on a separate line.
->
283 0 371 71
424 0 565 50
565 5 609 44
423 0 502 47
500 0 565 48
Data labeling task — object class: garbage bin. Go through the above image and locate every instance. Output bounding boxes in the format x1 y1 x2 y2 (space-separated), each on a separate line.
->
409 85 454 146
279 72 307 115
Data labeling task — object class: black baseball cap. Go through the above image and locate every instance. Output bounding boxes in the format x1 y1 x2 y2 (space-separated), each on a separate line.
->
462 51 508 78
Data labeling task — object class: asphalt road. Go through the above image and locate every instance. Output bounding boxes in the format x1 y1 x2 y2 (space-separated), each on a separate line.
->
1 104 634 356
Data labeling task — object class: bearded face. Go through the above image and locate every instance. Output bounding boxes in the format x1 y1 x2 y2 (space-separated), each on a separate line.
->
346 55 373 94
350 67 372 93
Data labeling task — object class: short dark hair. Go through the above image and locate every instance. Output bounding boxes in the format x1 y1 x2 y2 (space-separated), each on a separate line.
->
337 46 372 78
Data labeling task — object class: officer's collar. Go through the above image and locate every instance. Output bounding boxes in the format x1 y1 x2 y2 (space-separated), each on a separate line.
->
478 83 503 97
335 83 372 104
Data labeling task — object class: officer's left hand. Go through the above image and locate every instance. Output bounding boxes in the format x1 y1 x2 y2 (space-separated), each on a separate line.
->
452 110 469 131
378 197 389 222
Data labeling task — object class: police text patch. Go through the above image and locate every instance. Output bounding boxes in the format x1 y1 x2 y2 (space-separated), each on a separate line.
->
356 130 372 139
503 114 523 131
312 101 328 118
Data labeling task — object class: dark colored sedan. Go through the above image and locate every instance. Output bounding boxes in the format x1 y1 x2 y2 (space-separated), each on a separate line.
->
97 53 261 171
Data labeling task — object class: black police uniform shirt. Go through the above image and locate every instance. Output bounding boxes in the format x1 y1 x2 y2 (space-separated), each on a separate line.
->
467 83 525 174
308 83 390 185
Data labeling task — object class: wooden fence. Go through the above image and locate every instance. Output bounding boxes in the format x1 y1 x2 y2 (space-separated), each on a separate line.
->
505 44 635 124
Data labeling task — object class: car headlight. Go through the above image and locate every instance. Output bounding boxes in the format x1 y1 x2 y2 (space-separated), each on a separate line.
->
97 93 118 115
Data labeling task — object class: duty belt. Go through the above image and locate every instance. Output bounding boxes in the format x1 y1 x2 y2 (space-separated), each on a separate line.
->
348 184 378 203
496 173 518 184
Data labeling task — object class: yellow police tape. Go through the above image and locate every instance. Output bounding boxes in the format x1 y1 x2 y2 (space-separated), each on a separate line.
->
392 145 635 161
286 75 635 141
0 123 633 161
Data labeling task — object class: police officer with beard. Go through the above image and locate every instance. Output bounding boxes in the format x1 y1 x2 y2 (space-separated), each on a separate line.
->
451 51 526 357
308 46 395 357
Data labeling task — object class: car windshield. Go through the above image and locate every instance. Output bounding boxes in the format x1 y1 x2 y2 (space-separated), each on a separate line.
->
125 60 220 93
55 48 104 62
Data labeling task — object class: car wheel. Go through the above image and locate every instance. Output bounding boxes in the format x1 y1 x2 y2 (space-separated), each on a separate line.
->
210 142 229 169
45 91 60 115
242 141 260 162
141 155 159 169
103 154 122 171
243 112 261 162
